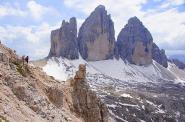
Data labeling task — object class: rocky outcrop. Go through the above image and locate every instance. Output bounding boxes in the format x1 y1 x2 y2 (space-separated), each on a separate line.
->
48 17 79 59
116 16 153 65
78 5 115 61
169 59 185 69
69 64 110 122
152 43 168 68
0 42 113 122
0 43 83 122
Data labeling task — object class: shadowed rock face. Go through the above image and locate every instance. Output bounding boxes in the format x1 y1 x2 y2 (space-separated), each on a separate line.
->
152 43 168 68
116 16 153 65
48 17 79 59
78 5 115 61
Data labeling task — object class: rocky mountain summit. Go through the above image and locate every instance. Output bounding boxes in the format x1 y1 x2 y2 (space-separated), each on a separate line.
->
78 5 115 61
116 16 153 65
48 5 168 68
0 43 111 122
48 17 79 59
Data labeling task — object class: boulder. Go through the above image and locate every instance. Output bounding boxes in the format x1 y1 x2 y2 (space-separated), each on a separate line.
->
78 5 115 61
116 16 153 65
48 17 79 59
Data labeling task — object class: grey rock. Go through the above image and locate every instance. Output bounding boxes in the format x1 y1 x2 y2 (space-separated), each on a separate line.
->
48 17 79 59
152 43 168 68
169 58 185 69
116 16 153 65
78 5 115 61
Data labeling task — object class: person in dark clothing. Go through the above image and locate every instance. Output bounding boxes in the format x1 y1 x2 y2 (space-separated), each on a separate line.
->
25 56 29 64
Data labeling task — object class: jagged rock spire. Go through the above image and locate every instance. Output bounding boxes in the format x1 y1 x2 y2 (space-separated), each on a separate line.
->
116 16 153 65
78 5 115 61
48 17 79 59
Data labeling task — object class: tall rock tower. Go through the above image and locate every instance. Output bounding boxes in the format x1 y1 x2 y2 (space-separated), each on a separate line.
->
78 5 115 61
48 17 79 59
116 17 153 65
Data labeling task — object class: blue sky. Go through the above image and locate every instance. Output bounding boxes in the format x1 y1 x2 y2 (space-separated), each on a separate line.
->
0 0 185 60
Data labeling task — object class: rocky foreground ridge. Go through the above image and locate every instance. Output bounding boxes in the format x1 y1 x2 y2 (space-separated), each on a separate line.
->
48 5 168 67
0 43 113 122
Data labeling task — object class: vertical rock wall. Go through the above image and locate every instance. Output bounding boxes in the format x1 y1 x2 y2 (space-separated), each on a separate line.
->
48 17 79 59
78 5 115 61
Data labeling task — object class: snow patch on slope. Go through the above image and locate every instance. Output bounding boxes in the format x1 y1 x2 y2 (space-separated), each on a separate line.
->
168 62 185 85
88 59 176 82
121 93 133 98
43 58 67 81
43 57 185 85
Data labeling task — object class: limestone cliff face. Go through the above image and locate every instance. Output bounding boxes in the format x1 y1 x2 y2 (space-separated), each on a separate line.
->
78 5 115 61
152 43 168 68
48 17 79 59
69 64 110 122
116 17 153 65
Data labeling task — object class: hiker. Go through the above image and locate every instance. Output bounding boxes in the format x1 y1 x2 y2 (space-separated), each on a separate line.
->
22 55 25 65
25 56 29 64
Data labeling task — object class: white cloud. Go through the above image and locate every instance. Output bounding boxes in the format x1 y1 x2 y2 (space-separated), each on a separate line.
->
64 0 185 52
0 1 60 21
27 1 59 21
0 0 184 59
0 1 62 59
64 0 147 36
0 22 60 59
0 4 26 17
166 0 185 6
159 0 185 9
143 8 185 50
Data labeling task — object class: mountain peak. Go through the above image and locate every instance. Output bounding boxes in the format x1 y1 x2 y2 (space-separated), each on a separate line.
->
61 17 76 27
95 5 106 11
48 17 78 59
78 4 115 61
69 17 76 24
116 16 153 65
128 16 142 25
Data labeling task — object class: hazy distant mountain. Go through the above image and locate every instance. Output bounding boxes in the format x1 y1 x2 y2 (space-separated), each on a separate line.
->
169 54 185 63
